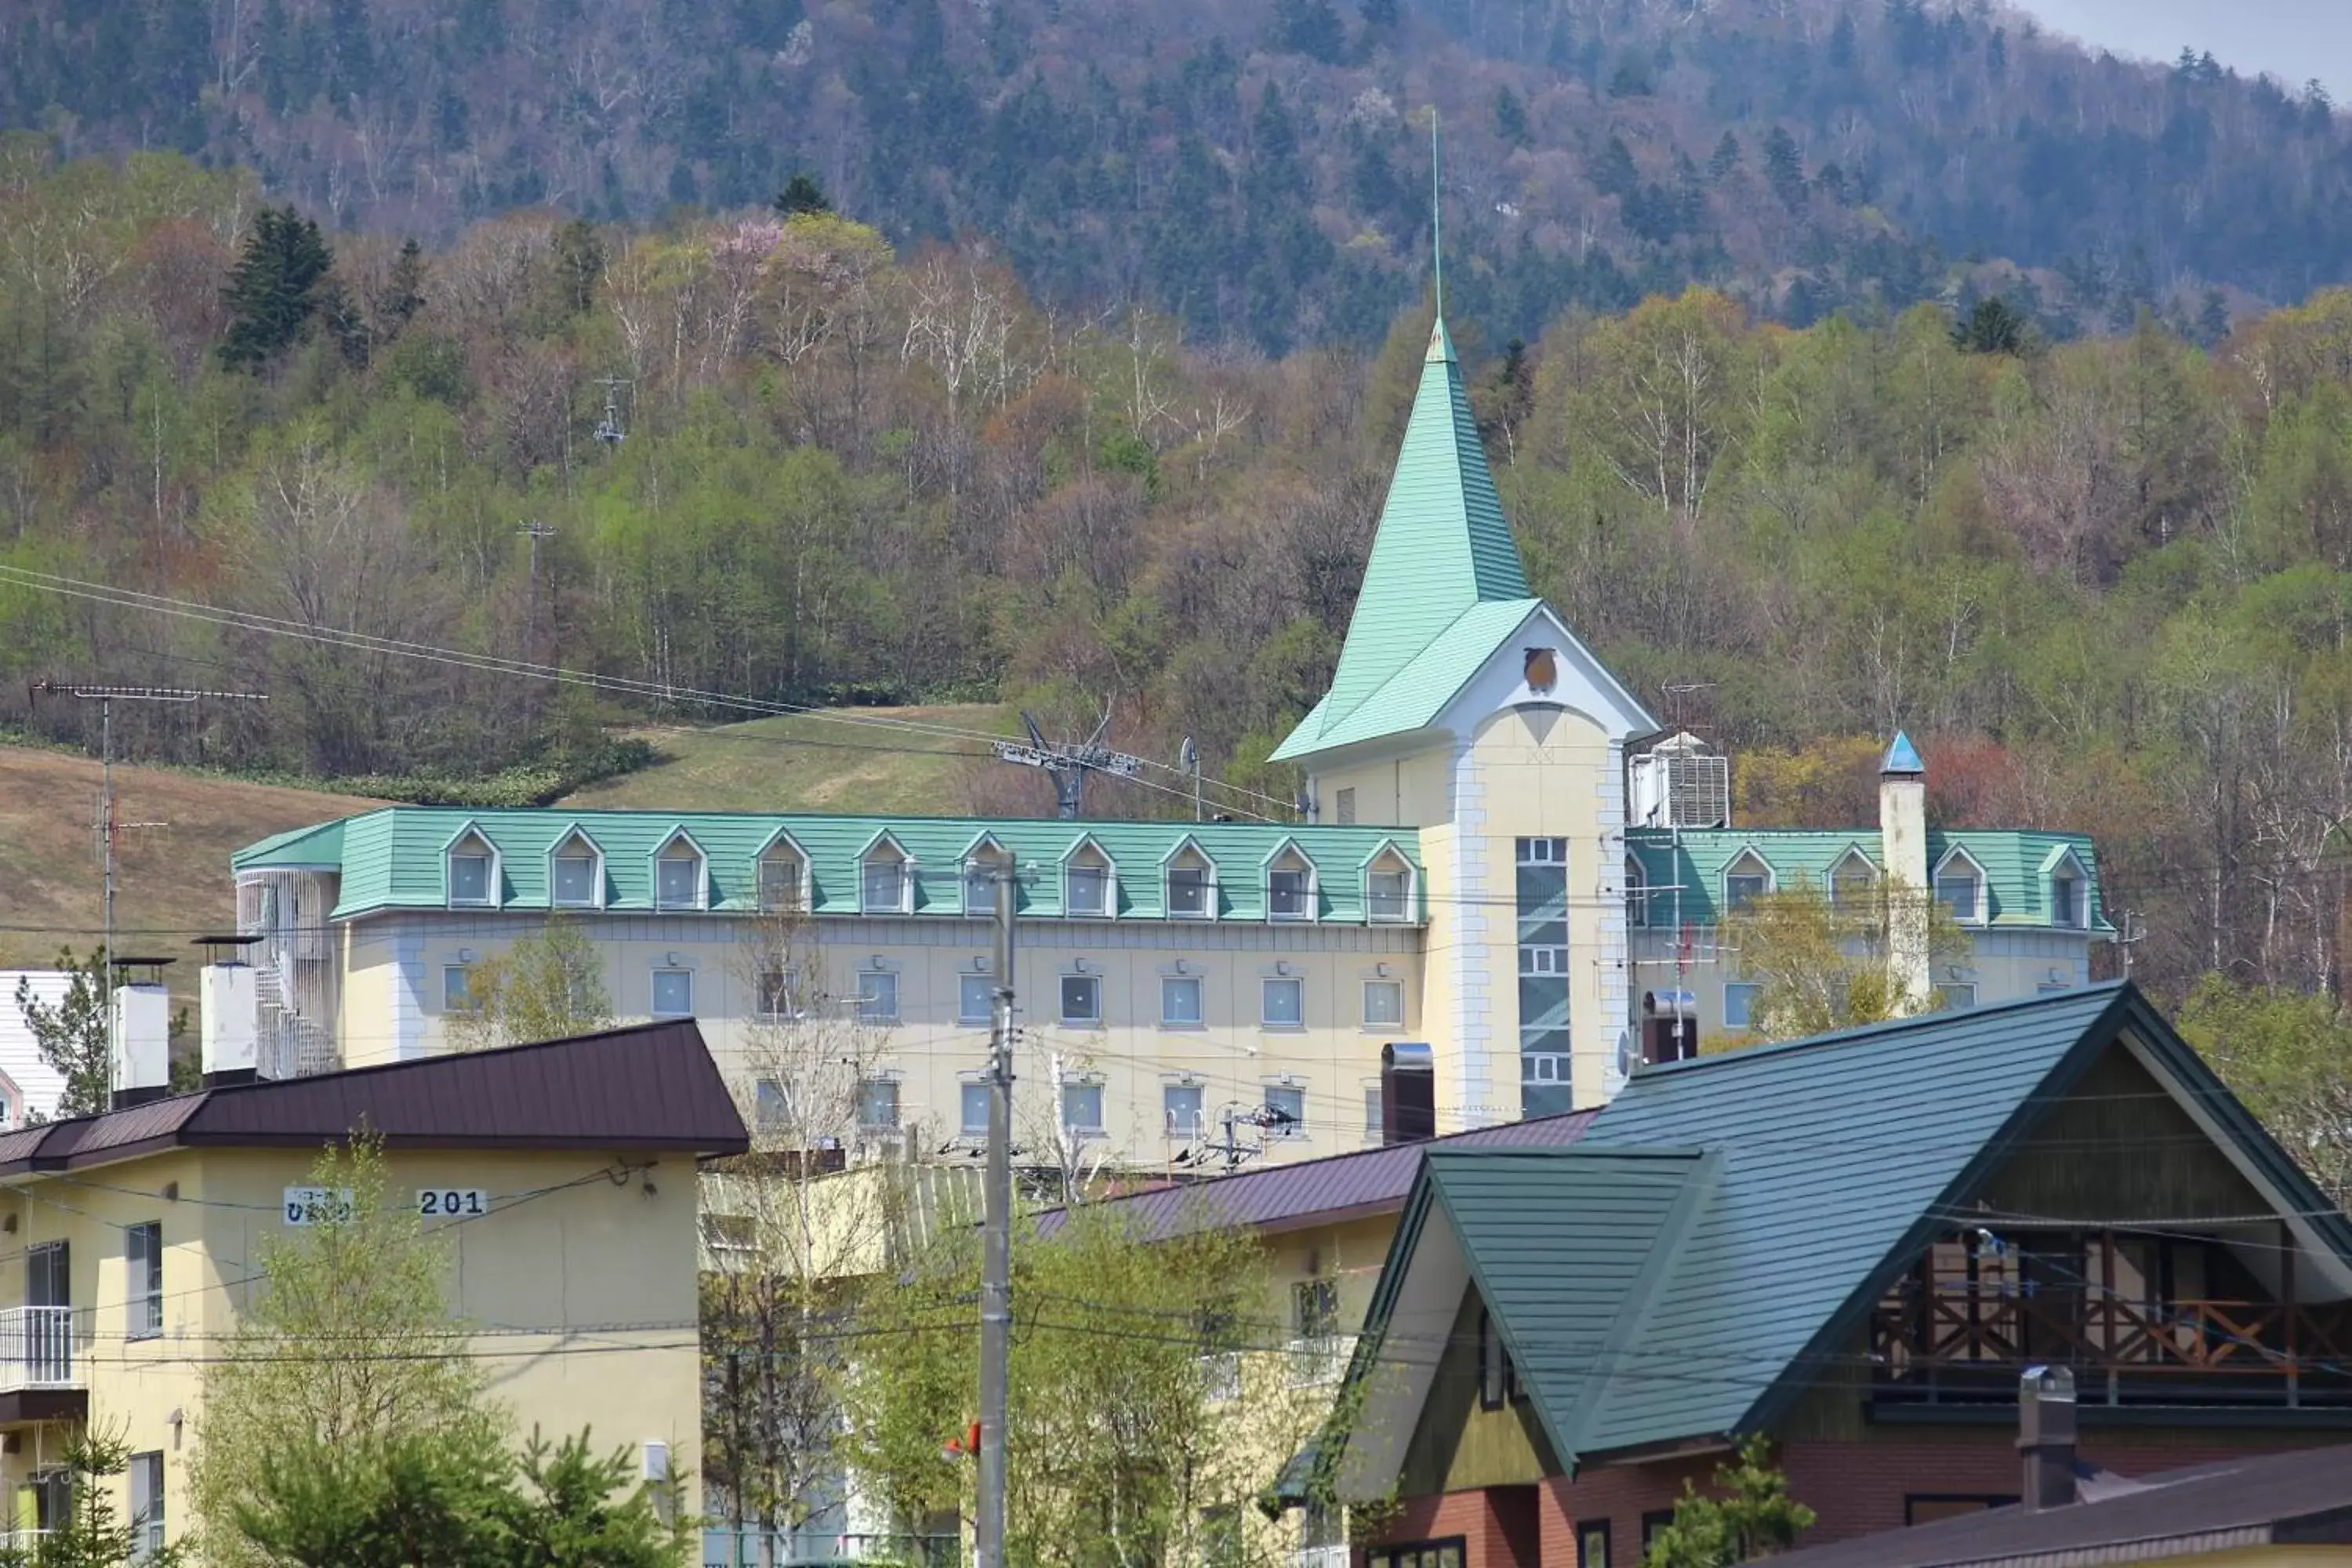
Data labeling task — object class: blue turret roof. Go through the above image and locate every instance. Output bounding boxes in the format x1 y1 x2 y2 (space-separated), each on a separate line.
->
1882 731 1925 776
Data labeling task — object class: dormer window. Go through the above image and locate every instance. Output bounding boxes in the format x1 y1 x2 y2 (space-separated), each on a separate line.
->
1065 841 1113 919
963 838 1009 916
1828 849 1876 907
550 829 602 909
1723 850 1773 913
1366 846 1414 923
2051 858 2086 929
1936 848 1986 925
654 833 707 912
446 829 497 909
1166 844 1215 920
862 837 913 914
757 838 807 913
1268 845 1316 922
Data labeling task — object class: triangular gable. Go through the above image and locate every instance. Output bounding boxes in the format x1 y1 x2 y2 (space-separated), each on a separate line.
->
753 825 808 862
1156 834 1217 869
648 826 708 861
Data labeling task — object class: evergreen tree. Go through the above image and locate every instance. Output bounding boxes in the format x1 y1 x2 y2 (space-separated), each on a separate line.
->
1709 131 1742 180
1643 1437 1816 1567
1596 135 1640 201
774 172 832 216
218 206 336 371
1272 0 1346 64
1359 0 1400 31
1494 85 1530 148
1762 126 1807 209
2198 288 2231 347
1953 293 2031 354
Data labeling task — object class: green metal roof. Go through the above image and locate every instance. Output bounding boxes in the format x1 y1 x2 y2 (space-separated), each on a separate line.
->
232 809 1425 924
1626 827 2111 932
1272 320 1534 762
1345 983 2352 1476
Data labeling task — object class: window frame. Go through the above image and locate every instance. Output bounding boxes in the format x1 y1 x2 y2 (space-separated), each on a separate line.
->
959 1080 990 1139
1163 1082 1205 1140
1364 844 1415 923
549 829 604 909
1059 1078 1106 1138
1937 981 1979 1012
1723 981 1762 1031
651 966 695 1018
129 1449 164 1566
125 1221 162 1342
652 830 709 913
755 964 800 1021
1064 840 1116 920
756 837 808 915
1261 975 1305 1029
2049 852 2089 929
1163 842 1218 920
1574 1520 1611 1568
1828 847 1877 906
1523 1052 1570 1085
441 964 471 1014
1934 846 1988 926
1363 1083 1383 1140
960 836 1010 917
753 1076 793 1133
958 972 996 1026
855 969 900 1025
859 835 915 916
445 829 498 909
856 1076 901 1132
1362 978 1405 1029
1160 975 1204 1028
1369 1538 1466 1568
1722 849 1774 913
1058 973 1104 1026
1265 843 1317 923
1263 1081 1307 1138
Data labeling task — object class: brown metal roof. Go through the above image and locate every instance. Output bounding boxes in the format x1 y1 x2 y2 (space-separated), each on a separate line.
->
1033 1111 1596 1242
1766 1443 2352 1567
0 1019 749 1174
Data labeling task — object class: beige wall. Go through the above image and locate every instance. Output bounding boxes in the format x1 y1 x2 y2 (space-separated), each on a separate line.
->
0 1143 701 1549
1312 748 1454 832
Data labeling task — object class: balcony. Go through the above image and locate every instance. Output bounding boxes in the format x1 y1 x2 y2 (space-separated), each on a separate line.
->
0 1308 78 1393
1288 1334 1355 1388
702 1530 956 1567
1293 1548 1351 1568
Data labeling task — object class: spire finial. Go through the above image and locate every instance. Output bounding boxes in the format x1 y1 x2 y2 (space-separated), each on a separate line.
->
1431 106 1443 323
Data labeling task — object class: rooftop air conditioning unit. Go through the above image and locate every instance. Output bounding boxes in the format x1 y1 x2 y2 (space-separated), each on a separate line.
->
1629 733 1731 829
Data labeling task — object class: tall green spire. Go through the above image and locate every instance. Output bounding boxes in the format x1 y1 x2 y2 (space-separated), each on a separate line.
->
1284 318 1534 753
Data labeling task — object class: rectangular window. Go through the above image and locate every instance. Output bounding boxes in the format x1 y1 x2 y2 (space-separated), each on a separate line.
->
1520 946 1567 975
1167 866 1212 918
1261 977 1304 1027
651 968 693 1018
1293 1277 1338 1341
1725 872 1769 910
656 855 700 910
1478 1306 1512 1409
960 1081 990 1138
1061 1081 1105 1135
1059 975 1102 1025
1573 1521 1610 1568
448 852 492 906
857 1078 899 1131
862 858 906 912
1641 1512 1677 1555
1367 868 1411 920
1269 867 1312 920
1334 786 1356 825
1160 975 1203 1026
1515 837 1566 865
552 853 597 907
1937 982 1978 1012
758 856 801 913
964 862 995 914
1066 865 1111 917
856 971 898 1024
1265 1083 1306 1137
441 965 470 1012
1363 979 1404 1028
756 965 797 1020
125 1222 162 1341
753 1077 792 1132
1369 1541 1465 1568
1363 1085 1382 1139
1523 1053 1568 1084
959 973 995 1025
1723 982 1761 1030
130 1450 163 1565
1164 1083 1204 1139
1936 869 1980 922
2053 872 2084 928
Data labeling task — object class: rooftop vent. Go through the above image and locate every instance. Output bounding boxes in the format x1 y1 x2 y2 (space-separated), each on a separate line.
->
1629 732 1731 830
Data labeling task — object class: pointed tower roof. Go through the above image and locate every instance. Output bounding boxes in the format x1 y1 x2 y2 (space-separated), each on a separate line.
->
1882 731 1925 775
1271 318 1539 760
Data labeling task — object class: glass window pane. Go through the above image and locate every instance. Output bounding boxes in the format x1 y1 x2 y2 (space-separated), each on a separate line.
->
760 857 801 911
652 969 693 1017
1270 867 1312 918
754 1078 792 1131
1368 868 1410 920
1068 865 1110 916
1363 1085 1382 1137
1936 871 1979 921
857 971 898 1022
1168 866 1210 916
863 860 905 910
1724 982 1759 1029
443 966 470 1011
1726 873 1767 910
960 1082 990 1137
1363 980 1404 1027
1262 978 1303 1026
1060 975 1102 1023
757 967 796 1018
1265 1083 1305 1134
1161 976 1203 1025
1938 982 1977 1011
1062 1082 1104 1133
858 1079 898 1129
960 974 995 1024
450 853 490 903
657 855 699 908
1164 1083 1203 1138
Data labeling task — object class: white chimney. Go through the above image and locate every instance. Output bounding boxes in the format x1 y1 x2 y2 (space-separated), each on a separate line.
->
1879 732 1933 1013
111 980 171 1107
201 963 260 1082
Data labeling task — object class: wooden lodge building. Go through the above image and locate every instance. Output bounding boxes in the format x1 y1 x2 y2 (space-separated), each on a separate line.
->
1324 982 2352 1568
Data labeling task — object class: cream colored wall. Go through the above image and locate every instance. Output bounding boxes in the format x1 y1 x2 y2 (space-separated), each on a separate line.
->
358 915 1422 1167
1312 747 1453 829
0 1144 702 1548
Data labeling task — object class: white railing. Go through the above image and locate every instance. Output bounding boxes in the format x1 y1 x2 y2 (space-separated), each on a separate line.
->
0 1530 50 1555
0 1306 78 1392
1287 1334 1354 1388
1292 1547 1350 1568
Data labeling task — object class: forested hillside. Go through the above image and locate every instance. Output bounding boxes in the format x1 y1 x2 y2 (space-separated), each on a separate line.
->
5 0 2350 345
6 148 2352 1000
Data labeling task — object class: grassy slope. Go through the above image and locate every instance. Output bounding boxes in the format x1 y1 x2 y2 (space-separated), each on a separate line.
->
560 706 1015 816
0 747 383 972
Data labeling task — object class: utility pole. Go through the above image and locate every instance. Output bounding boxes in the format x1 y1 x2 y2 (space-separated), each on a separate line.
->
976 853 1018 1568
2114 909 2146 978
517 521 557 657
1181 737 1201 823
31 683 267 1079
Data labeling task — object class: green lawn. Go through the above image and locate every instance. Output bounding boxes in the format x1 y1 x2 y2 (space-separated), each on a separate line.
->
560 706 1019 816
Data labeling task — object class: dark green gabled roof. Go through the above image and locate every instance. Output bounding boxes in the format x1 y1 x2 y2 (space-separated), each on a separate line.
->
1345 982 2352 1479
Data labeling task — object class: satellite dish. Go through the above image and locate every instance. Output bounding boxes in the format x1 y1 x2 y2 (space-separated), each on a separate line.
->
1180 736 1198 771
1614 1027 1638 1082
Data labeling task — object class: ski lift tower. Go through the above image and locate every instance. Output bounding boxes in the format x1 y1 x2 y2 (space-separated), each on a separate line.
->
591 377 632 445
991 711 1143 821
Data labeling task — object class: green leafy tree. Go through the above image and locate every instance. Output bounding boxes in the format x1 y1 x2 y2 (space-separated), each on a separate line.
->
446 920 614 1052
1643 1437 1815 1566
13 946 112 1119
1716 881 1972 1044
219 206 337 370
2176 976 2352 1204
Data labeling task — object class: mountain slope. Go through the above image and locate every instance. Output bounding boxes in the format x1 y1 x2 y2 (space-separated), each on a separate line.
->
4 0 2343 344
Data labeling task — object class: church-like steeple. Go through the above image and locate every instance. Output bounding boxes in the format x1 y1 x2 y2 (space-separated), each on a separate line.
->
1271 315 1535 758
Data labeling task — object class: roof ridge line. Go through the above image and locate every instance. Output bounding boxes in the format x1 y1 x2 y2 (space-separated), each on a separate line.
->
1630 981 2136 1080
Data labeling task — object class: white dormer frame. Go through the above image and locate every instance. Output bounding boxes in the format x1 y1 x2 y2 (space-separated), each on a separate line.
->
1826 845 1878 906
1062 835 1118 920
1361 840 1417 924
650 827 710 913
1721 848 1775 914
1160 836 1219 921
443 822 501 910
2043 844 2091 930
753 826 810 913
858 830 916 916
959 832 1011 917
1262 838 1319 924
546 825 606 910
1933 844 1990 927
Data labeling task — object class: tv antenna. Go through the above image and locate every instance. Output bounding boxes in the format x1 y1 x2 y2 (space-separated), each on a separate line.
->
990 710 1142 821
1661 680 1716 734
591 376 631 445
1180 736 1201 822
